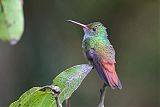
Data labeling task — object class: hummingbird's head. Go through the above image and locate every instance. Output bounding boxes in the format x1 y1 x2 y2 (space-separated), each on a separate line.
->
85 22 107 37
67 20 107 38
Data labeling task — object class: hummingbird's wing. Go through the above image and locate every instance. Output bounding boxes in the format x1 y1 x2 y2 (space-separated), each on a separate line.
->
86 47 122 89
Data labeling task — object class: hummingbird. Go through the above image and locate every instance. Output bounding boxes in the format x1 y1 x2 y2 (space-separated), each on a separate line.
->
67 20 122 89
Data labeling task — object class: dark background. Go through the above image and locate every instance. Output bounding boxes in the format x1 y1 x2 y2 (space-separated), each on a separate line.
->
0 0 159 107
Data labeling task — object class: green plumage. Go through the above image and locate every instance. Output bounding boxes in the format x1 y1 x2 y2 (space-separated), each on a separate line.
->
82 22 115 63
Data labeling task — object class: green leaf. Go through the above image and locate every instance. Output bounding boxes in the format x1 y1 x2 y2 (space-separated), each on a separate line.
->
0 0 24 45
52 64 93 103
10 64 93 107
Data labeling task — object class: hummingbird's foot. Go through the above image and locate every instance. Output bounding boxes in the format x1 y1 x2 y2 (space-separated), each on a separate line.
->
88 61 94 69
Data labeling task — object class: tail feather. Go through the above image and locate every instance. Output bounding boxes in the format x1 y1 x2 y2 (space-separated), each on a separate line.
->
93 59 122 89
101 62 122 89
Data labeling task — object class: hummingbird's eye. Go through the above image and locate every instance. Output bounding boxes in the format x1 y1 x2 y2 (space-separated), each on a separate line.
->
92 28 96 31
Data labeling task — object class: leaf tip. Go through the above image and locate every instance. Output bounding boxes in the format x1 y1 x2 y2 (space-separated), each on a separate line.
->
10 39 18 45
81 64 93 73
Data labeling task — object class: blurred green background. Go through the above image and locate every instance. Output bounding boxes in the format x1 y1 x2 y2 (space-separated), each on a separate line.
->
0 0 159 107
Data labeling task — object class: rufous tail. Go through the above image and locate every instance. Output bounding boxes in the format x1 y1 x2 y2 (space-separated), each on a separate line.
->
101 61 122 89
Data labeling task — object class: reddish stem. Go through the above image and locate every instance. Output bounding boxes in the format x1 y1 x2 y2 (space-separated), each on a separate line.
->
66 98 71 107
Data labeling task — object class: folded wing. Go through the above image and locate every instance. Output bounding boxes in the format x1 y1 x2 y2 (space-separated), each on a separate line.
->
86 48 122 89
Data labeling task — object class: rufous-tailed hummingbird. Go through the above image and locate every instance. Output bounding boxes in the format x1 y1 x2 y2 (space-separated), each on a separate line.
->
67 20 122 89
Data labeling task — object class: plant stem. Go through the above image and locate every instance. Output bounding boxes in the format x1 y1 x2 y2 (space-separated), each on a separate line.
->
40 85 62 107
66 98 71 107
54 93 62 107
98 84 107 107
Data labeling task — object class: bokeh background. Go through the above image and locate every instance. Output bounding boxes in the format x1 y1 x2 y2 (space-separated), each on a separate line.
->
0 0 159 107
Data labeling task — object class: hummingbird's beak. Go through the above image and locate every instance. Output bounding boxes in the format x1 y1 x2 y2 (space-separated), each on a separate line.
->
67 20 90 30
